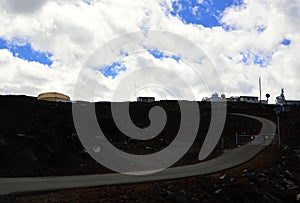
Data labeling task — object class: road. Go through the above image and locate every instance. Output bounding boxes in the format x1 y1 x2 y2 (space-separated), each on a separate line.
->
0 114 276 195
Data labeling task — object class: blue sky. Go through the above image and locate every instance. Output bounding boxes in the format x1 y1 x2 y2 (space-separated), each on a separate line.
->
0 0 298 102
0 37 53 66
240 51 273 67
0 0 292 78
96 61 127 79
100 0 291 78
238 38 291 67
0 0 247 73
83 0 93 5
168 0 292 70
1 0 288 73
170 0 244 28
282 38 291 46
96 48 181 78
146 48 181 62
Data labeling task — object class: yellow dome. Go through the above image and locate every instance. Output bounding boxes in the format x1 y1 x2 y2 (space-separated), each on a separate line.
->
37 92 70 102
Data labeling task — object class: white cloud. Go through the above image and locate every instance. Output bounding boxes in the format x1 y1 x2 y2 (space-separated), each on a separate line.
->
0 0 48 14
0 0 299 103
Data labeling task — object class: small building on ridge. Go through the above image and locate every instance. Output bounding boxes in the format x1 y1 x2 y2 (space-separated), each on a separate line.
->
137 97 155 102
38 92 70 102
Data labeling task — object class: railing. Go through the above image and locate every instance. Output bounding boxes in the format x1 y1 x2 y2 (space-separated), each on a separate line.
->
235 133 276 145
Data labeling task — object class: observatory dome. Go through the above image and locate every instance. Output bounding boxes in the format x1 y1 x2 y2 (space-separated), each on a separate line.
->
37 92 70 102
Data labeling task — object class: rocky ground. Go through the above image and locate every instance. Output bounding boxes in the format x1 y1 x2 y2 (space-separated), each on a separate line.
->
0 95 300 202
3 144 300 203
0 95 261 177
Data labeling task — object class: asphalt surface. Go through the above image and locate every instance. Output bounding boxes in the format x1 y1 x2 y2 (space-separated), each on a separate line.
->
0 114 276 195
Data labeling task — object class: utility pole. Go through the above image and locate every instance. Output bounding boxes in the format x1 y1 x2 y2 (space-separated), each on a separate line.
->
259 77 262 103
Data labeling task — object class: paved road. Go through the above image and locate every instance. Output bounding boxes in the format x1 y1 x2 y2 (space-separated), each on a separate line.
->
0 114 276 195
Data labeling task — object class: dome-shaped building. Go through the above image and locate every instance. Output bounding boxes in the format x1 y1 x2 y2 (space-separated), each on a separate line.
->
37 92 70 102
211 92 220 101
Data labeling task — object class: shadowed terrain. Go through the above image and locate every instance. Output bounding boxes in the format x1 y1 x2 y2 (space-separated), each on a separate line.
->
1 95 299 202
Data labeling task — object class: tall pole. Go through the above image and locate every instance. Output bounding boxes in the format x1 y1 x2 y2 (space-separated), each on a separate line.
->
259 77 262 103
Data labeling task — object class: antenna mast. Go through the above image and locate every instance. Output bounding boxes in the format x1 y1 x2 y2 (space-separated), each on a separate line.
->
259 77 262 103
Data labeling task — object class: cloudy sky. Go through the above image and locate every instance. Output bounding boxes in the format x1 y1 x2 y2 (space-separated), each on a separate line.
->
0 0 299 103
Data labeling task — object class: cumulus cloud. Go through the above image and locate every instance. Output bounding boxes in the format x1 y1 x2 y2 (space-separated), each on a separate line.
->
0 0 48 14
0 0 299 103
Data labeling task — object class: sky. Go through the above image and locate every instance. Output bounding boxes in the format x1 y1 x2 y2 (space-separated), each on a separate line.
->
0 0 299 102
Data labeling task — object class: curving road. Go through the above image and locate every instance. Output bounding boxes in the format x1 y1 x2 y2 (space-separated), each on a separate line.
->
0 114 276 195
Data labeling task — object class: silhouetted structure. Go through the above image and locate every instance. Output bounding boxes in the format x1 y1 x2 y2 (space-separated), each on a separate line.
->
137 97 155 102
38 92 70 102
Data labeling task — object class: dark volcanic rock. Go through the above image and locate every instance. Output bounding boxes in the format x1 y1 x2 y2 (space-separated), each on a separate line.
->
1 95 300 203
0 95 265 177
